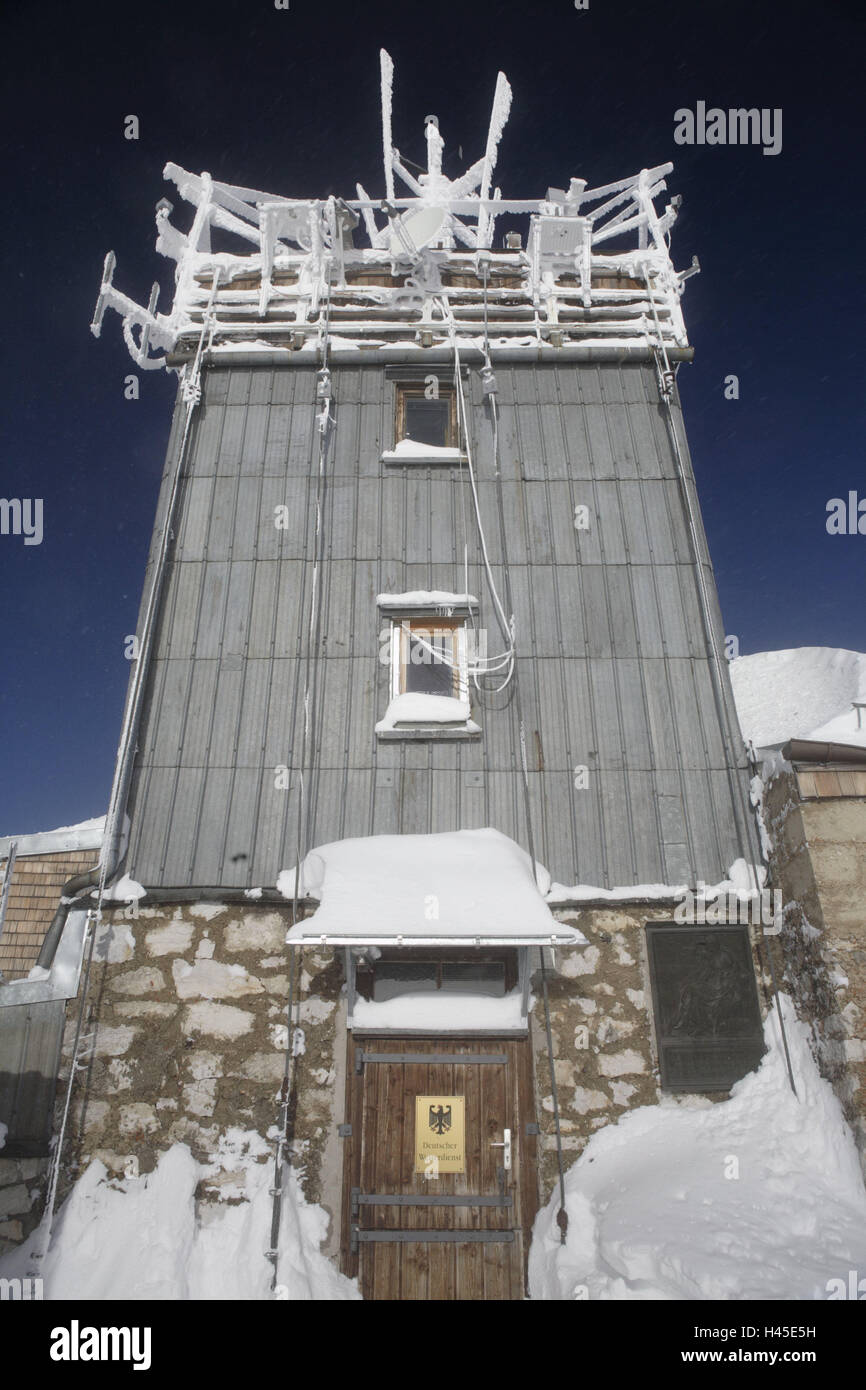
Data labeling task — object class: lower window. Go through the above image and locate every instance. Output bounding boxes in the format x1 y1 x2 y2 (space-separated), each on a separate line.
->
357 950 516 1003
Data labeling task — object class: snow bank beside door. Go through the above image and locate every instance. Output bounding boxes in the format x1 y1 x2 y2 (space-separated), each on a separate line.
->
529 996 866 1301
0 1138 359 1301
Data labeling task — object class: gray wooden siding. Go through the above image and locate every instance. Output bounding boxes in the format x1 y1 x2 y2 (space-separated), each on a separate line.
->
123 362 756 890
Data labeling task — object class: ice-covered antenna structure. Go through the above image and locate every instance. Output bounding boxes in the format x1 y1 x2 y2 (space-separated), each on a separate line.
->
380 48 396 203
477 71 512 249
90 52 696 368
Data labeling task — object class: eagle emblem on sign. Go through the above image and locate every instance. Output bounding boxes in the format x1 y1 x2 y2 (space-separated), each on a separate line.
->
428 1104 452 1135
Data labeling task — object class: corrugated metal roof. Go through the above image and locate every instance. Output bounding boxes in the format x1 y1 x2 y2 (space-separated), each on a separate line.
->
123 361 758 891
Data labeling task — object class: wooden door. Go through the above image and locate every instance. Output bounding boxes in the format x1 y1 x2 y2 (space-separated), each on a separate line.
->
341 1036 538 1300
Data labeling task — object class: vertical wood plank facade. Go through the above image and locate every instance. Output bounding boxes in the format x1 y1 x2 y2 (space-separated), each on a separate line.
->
342 1034 538 1301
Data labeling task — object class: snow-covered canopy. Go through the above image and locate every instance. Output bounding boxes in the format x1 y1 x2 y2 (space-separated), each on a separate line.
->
731 647 866 751
91 51 693 371
280 828 583 944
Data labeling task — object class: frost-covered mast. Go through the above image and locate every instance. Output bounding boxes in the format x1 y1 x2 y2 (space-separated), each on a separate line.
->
91 50 697 368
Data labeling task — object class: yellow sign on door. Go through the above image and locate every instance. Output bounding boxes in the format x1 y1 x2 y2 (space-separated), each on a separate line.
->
414 1095 466 1174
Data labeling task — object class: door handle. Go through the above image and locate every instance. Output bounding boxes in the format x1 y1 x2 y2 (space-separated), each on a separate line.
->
489 1128 512 1171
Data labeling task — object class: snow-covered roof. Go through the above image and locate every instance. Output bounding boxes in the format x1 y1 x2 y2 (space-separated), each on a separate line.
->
91 51 694 372
280 828 584 944
731 647 866 751
0 816 104 860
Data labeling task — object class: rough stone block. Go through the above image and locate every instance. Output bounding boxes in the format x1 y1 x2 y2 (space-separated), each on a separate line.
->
183 1080 218 1117
118 1103 159 1138
558 945 600 978
94 921 136 964
573 1087 609 1114
172 958 265 1000
0 1184 30 1220
114 1002 177 1019
182 1002 254 1039
224 914 287 954
237 1053 286 1085
109 966 166 995
598 1049 647 1077
145 921 194 957
298 997 335 1024
94 1025 137 1057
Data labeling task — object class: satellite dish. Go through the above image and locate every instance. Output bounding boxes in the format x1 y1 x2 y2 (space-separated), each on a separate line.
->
389 205 446 258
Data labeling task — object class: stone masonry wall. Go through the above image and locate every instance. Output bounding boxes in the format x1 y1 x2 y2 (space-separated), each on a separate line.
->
764 773 866 1173
3 898 778 1261
48 902 344 1246
0 1156 48 1255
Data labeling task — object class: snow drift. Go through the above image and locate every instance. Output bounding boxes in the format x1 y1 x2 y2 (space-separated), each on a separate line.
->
529 997 866 1300
0 1134 359 1301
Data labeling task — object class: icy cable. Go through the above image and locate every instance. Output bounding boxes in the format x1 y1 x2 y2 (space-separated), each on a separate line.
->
271 270 335 1288
475 301 569 1233
446 316 516 690
539 946 569 1244
267 941 298 1287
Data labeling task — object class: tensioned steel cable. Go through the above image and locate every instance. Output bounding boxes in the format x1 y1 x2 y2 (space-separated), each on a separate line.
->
480 265 569 1239
269 246 337 1287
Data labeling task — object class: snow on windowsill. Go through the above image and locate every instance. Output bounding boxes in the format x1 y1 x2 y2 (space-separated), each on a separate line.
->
381 440 464 465
376 590 478 609
375 693 479 733
352 987 528 1032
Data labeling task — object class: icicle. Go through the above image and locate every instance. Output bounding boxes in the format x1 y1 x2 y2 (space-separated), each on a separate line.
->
379 49 396 203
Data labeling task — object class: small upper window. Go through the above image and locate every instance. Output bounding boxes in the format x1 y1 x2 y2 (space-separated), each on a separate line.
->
400 619 463 699
376 595 481 737
382 384 462 464
401 392 453 447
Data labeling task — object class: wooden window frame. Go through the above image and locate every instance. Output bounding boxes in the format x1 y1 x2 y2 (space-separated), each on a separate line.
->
389 616 469 703
394 383 457 449
354 947 520 1003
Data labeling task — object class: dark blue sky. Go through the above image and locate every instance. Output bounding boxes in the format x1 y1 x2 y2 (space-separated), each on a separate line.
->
1 0 863 835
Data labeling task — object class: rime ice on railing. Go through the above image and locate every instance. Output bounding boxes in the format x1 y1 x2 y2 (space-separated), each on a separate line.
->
91 50 698 369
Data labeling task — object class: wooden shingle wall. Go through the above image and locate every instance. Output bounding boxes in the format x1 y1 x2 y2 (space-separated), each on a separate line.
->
796 767 866 799
0 851 95 980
